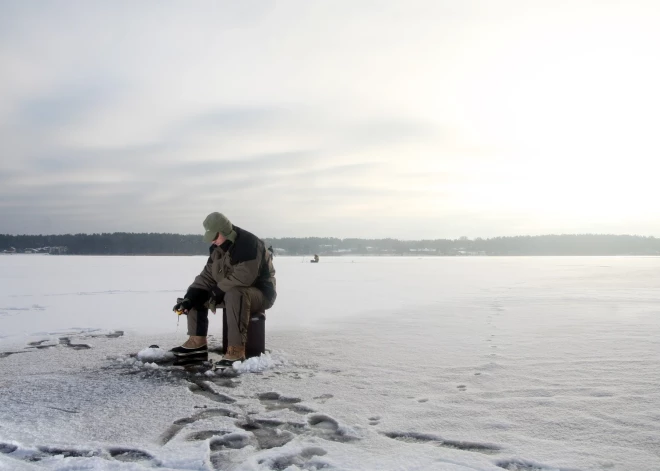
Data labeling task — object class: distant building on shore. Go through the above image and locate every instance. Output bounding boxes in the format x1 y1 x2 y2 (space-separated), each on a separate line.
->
2 246 68 255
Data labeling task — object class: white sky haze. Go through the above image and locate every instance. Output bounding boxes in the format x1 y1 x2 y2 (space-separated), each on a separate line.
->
1 1 659 238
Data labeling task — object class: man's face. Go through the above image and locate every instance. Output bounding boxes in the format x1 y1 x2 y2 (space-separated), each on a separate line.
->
212 233 227 246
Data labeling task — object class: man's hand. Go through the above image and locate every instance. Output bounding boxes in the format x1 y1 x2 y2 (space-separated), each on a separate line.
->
173 288 210 314
173 298 193 313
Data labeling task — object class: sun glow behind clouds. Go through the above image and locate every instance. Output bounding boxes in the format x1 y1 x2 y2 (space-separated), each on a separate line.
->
441 4 660 230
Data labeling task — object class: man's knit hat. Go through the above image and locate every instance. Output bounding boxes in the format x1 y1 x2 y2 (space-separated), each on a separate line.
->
202 212 236 243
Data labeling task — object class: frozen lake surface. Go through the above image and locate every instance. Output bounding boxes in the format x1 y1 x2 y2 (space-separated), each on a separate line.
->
0 255 659 470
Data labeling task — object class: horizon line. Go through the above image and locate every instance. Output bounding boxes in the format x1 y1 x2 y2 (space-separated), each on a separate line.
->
2 232 659 241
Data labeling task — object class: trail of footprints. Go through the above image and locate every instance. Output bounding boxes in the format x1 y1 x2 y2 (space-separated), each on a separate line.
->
433 301 503 394
1 378 558 471
0 328 566 471
157 381 527 471
155 389 355 470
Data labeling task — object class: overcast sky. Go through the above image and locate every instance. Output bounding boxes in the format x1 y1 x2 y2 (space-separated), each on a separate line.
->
1 1 659 239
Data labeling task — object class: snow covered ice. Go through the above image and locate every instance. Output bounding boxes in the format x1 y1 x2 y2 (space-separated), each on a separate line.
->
0 255 659 470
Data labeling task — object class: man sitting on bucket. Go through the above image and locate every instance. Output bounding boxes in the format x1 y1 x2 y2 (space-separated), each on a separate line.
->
172 212 276 367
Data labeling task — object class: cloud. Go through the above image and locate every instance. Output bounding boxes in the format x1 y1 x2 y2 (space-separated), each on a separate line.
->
0 89 450 235
2 1 660 238
14 80 121 129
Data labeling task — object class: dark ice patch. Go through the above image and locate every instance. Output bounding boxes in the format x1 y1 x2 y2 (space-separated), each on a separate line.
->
107 447 154 462
0 351 27 359
210 377 240 388
383 431 501 454
91 330 124 338
28 340 56 349
59 337 91 350
257 392 298 401
290 404 315 413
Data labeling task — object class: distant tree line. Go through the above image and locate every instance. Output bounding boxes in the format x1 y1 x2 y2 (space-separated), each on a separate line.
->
1 233 660 256
268 234 660 256
0 233 208 255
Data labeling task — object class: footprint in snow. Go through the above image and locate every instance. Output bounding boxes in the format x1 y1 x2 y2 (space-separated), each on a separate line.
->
257 446 327 471
107 447 156 463
160 408 239 445
368 416 381 426
251 418 307 434
236 420 297 450
495 458 567 470
313 393 333 403
257 391 315 414
0 443 18 454
209 432 252 451
235 411 359 447
308 414 360 443
187 379 237 404
207 417 310 468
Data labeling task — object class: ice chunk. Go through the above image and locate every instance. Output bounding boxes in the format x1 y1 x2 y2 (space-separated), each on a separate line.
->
136 347 174 362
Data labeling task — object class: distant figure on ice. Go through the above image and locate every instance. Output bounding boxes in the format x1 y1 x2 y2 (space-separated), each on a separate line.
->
171 212 277 367
310 254 319 263
268 245 274 255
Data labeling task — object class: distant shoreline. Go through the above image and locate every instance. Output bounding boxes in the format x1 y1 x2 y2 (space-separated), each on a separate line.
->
2 233 660 257
2 253 660 258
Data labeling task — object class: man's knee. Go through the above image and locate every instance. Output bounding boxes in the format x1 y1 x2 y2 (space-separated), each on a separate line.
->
224 287 266 314
224 287 247 306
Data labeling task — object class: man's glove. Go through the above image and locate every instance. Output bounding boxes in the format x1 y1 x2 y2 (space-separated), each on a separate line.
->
173 287 209 313
173 298 193 313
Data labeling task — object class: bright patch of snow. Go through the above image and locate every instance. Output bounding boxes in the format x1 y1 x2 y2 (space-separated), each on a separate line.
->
136 346 174 363
232 351 288 373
